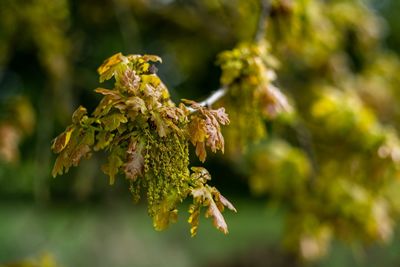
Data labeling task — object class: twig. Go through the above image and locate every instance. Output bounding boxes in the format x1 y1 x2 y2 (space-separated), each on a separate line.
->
254 0 270 42
197 87 227 107
188 87 227 112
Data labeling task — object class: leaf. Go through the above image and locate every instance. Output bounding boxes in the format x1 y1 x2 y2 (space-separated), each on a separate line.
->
140 54 162 63
101 147 124 185
142 83 162 102
190 167 211 182
205 197 229 234
141 74 161 88
188 204 201 237
51 127 93 177
92 95 121 117
188 117 208 161
203 114 224 153
82 127 95 146
124 140 144 181
94 88 121 97
70 143 91 167
120 69 141 93
101 113 128 131
188 106 229 160
188 168 236 236
51 126 74 153
72 106 87 124
188 117 207 143
211 108 230 125
195 142 207 162
52 155 65 177
97 53 127 82
94 131 114 151
217 194 237 212
126 96 147 114
52 143 91 177
151 111 169 137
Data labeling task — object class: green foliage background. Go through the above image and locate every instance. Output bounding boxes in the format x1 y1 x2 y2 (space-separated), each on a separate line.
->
2 0 400 266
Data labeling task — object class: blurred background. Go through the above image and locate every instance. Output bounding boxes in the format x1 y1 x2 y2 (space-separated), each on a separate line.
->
2 0 400 266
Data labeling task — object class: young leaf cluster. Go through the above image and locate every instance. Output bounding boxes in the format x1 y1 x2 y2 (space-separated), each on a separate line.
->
51 53 235 234
216 42 291 156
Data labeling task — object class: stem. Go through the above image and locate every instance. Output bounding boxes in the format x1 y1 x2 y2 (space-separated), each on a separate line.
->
254 0 270 42
188 87 227 112
198 87 227 107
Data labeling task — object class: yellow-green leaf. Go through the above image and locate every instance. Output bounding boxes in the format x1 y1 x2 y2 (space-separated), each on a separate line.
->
101 113 128 131
51 126 74 153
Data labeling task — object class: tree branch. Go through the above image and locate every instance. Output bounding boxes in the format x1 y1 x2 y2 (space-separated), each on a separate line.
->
188 87 227 112
197 87 227 107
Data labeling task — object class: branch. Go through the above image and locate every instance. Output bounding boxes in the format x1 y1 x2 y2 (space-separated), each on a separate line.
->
198 87 227 107
188 87 227 112
254 0 270 43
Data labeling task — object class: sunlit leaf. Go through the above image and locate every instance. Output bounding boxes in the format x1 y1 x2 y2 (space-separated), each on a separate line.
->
97 53 127 82
51 126 74 153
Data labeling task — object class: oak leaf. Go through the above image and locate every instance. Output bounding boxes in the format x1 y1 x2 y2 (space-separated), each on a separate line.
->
101 147 124 185
101 113 128 131
51 126 74 153
188 167 236 236
124 140 144 181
